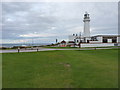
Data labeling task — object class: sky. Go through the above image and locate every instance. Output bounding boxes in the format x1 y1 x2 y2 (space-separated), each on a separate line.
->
1 2 118 44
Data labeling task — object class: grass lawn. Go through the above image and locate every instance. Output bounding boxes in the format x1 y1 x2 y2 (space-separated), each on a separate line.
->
2 49 118 88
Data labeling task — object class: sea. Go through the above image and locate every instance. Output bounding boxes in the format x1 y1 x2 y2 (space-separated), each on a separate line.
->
1 43 51 48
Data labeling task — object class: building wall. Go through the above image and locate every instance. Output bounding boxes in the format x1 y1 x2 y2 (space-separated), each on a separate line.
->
80 43 115 47
96 36 103 42
84 37 91 42
117 37 120 43
59 43 67 47
108 39 112 43
68 35 76 41
68 35 119 44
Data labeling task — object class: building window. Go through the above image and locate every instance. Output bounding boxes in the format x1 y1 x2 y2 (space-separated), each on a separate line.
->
103 38 108 43
91 37 97 41
80 40 82 43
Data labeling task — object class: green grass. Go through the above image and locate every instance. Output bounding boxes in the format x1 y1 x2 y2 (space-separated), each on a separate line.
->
2 49 118 88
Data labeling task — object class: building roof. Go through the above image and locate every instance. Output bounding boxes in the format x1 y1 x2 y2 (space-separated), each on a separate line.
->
68 41 75 43
92 35 120 37
61 40 66 43
76 37 80 39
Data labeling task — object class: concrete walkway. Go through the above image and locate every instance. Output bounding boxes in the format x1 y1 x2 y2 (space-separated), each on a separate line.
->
0 47 116 53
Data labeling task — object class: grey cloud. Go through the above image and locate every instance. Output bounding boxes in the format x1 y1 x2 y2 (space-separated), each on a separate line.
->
2 2 118 43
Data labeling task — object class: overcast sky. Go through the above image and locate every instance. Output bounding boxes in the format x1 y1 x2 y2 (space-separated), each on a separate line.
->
1 2 118 44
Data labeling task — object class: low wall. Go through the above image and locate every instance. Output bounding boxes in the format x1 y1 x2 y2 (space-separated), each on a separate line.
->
80 43 115 47
89 41 102 43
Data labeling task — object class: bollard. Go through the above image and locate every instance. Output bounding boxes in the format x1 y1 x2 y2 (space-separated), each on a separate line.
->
37 48 38 52
31 47 33 50
94 48 96 50
18 48 20 53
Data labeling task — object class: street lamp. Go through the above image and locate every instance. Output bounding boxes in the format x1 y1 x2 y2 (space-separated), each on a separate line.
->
56 39 58 44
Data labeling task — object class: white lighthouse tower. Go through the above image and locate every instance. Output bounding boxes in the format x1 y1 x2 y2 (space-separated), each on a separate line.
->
83 12 91 42
83 12 90 37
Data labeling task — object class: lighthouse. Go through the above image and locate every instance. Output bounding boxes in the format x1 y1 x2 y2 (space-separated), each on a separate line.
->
83 12 90 38
67 12 119 47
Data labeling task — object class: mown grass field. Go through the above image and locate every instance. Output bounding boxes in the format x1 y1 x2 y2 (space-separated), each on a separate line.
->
2 49 118 88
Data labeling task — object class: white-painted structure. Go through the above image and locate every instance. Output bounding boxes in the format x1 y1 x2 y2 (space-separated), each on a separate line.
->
67 12 120 47
81 43 115 47
117 37 120 43
83 12 90 38
68 34 77 41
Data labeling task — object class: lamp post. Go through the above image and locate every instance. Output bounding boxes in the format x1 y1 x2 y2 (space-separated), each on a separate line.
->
56 39 58 44
31 38 34 50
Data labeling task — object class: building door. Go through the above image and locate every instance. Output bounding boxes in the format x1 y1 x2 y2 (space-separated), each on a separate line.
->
112 38 117 43
87 40 89 43
103 38 108 43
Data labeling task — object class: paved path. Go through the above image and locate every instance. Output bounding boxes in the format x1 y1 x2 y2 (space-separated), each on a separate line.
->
0 47 116 53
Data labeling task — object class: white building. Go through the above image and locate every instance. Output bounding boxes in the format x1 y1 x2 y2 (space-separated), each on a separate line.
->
68 12 120 47
90 35 120 43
